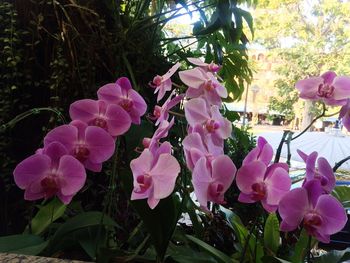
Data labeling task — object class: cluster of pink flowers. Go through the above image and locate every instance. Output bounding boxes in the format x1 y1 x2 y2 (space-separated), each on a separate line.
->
279 150 347 243
285 70 350 242
180 58 236 210
236 137 347 243
14 77 146 204
130 58 236 210
296 71 350 130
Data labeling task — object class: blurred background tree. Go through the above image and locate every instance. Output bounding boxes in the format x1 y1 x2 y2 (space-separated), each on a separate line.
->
254 0 350 128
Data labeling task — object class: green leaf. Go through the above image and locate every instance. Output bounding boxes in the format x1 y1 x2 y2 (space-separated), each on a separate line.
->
0 234 46 255
48 211 118 253
75 226 106 260
238 8 254 38
223 108 240 122
332 186 350 209
167 242 217 263
217 0 231 29
313 248 350 263
261 255 291 263
14 241 49 255
263 213 280 255
194 11 221 36
186 235 237 263
229 216 264 263
29 198 66 235
131 194 182 261
290 230 315 263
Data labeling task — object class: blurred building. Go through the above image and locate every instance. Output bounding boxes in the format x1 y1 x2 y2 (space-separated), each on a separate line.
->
226 49 283 125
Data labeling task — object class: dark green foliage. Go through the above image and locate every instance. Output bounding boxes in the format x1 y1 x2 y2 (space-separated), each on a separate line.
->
0 0 254 261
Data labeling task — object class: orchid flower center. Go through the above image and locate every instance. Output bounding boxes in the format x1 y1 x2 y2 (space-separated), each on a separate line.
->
251 182 266 201
153 75 163 86
120 98 133 112
142 137 151 148
205 119 220 133
153 105 162 118
208 62 220 73
314 170 329 186
303 212 323 234
136 174 152 193
204 80 216 91
74 145 90 162
209 182 224 198
205 154 214 163
317 83 334 98
41 172 60 198
92 117 108 129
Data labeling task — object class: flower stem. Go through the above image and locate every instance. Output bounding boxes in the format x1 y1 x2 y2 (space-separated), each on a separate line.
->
333 155 350 172
0 107 66 131
307 235 312 263
290 103 326 141
274 130 290 163
168 110 185 118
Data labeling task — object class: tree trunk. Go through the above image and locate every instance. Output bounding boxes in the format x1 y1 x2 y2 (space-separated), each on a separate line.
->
301 100 314 131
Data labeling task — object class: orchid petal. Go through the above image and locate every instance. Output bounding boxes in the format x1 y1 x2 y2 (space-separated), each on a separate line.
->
151 153 180 199
236 161 266 194
279 188 308 229
13 154 50 189
315 195 347 235
58 155 86 196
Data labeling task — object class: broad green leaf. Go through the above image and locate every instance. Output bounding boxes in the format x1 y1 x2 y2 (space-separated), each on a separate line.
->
186 235 237 263
167 242 217 263
223 108 240 122
332 186 350 209
263 213 280 255
229 216 264 263
75 226 106 260
48 211 118 253
217 0 231 29
14 240 49 255
261 255 291 263
313 248 350 263
194 11 221 36
238 8 254 38
291 229 315 263
0 234 45 255
130 194 182 261
29 198 66 235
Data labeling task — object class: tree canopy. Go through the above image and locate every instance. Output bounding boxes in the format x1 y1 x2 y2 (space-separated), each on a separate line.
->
253 0 350 121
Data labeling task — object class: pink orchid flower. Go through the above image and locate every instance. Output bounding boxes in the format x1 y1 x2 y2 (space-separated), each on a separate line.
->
130 147 180 209
44 120 115 172
187 57 221 73
297 150 336 194
179 68 227 106
97 77 147 124
279 180 347 243
236 161 291 213
153 91 184 126
339 99 350 131
295 71 350 105
149 62 181 102
184 97 232 141
69 99 131 137
13 141 86 204
192 155 236 209
182 131 223 171
243 136 273 166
